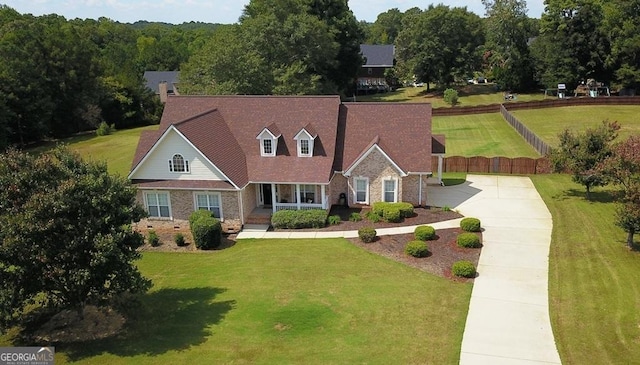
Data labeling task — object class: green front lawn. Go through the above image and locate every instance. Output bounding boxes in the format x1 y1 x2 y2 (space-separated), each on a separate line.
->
433 113 540 157
532 174 640 364
34 239 471 364
512 106 640 146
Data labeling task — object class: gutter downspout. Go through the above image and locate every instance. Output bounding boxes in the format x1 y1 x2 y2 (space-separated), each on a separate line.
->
418 173 423 207
238 190 244 226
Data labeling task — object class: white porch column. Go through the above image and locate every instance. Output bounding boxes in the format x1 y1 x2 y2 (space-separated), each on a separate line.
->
271 183 277 213
296 184 301 210
321 185 326 209
438 155 444 185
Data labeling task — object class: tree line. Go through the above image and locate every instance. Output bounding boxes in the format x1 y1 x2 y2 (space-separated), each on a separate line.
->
0 6 223 149
3 0 640 149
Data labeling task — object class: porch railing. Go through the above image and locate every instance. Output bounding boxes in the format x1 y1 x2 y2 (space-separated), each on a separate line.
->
274 202 325 211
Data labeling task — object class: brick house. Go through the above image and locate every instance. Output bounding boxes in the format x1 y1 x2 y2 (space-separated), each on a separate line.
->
128 95 444 232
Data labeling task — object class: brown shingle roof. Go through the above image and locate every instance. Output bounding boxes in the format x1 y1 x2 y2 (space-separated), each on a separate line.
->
132 179 236 190
336 103 432 174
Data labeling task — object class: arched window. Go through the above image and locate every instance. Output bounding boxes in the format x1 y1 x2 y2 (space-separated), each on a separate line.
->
168 154 189 173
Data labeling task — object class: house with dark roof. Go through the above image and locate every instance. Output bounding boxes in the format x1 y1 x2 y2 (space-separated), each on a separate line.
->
128 95 444 232
143 71 180 102
357 44 395 94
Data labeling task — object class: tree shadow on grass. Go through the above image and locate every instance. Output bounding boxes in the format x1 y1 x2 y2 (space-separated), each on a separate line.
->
557 188 617 204
62 287 234 361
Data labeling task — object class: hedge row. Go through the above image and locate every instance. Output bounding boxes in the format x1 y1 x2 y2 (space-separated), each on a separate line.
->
271 209 328 229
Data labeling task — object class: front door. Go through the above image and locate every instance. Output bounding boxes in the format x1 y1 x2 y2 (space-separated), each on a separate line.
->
262 184 272 206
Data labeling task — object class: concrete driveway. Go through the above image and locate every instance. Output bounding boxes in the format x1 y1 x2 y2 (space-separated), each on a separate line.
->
427 175 561 365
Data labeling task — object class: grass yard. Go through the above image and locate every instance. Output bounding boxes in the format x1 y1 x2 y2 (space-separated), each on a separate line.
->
356 84 545 108
511 106 640 146
433 113 540 157
28 125 159 176
31 239 471 364
531 174 640 364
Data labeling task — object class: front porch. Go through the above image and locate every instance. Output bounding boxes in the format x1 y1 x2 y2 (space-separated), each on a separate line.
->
255 183 329 213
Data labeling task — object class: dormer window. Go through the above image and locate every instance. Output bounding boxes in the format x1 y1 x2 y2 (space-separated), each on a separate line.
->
168 154 189 173
294 127 317 157
256 127 280 157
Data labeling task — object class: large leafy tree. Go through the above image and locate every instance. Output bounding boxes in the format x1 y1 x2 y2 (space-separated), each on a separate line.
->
597 136 640 249
550 121 620 199
603 0 640 90
482 0 535 91
0 148 151 328
395 5 484 91
532 0 609 89
365 8 404 44
182 0 363 96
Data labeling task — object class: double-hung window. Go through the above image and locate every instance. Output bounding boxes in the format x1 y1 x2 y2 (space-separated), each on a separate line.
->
146 192 171 218
195 193 222 219
383 179 397 203
299 185 315 203
354 177 368 204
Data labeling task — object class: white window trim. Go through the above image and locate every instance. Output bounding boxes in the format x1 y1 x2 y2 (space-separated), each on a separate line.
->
260 138 276 156
297 138 313 157
193 191 224 221
382 177 398 203
144 191 172 219
354 177 369 204
168 153 190 173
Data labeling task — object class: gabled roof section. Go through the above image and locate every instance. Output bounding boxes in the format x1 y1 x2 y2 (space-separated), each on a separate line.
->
294 124 317 140
147 95 342 184
343 135 407 177
143 71 180 93
129 108 248 188
256 124 281 139
335 102 433 174
360 44 395 67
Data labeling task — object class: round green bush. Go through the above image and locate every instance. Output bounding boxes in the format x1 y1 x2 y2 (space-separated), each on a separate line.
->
358 227 377 243
174 233 187 246
383 207 401 223
405 240 429 257
366 211 381 223
327 215 341 225
414 225 436 241
452 260 476 278
460 217 481 232
457 232 481 248
148 230 160 247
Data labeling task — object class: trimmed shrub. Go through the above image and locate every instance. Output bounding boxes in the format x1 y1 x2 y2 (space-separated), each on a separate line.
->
174 233 187 246
365 211 381 223
372 202 414 218
148 230 160 247
349 212 363 222
328 215 341 225
271 209 328 229
405 240 429 257
443 88 459 106
383 207 401 223
442 206 451 212
452 260 476 278
358 227 377 243
457 232 481 248
189 210 222 250
190 209 213 226
396 202 414 218
460 217 481 232
414 225 436 241
96 121 115 136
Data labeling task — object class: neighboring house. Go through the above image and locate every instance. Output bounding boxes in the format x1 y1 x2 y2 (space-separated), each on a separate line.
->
357 44 395 94
128 95 444 232
143 71 180 103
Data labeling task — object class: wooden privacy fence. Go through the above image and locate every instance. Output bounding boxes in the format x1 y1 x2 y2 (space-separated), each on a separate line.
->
433 156 550 175
500 105 551 155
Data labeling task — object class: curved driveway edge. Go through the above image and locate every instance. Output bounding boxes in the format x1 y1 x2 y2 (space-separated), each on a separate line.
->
427 175 561 364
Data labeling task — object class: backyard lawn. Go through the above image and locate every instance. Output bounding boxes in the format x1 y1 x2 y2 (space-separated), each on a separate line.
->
433 113 540 157
356 84 545 108
22 239 472 364
29 125 159 176
512 105 640 146
532 174 640 364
